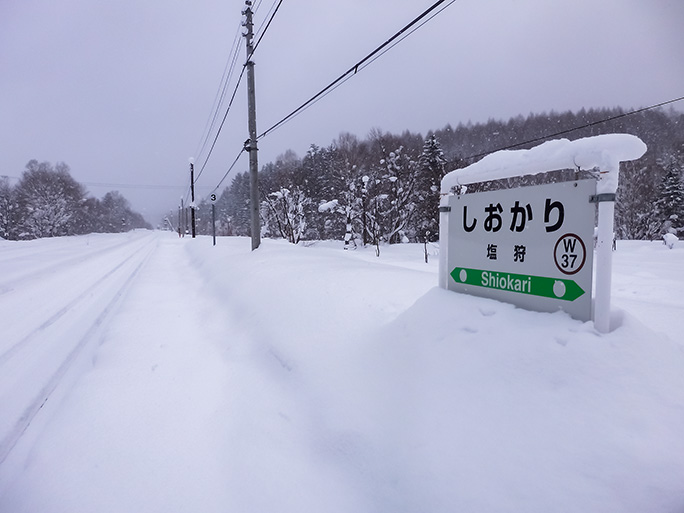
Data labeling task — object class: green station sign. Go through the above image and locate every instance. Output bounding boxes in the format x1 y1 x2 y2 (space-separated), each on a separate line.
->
450 267 585 302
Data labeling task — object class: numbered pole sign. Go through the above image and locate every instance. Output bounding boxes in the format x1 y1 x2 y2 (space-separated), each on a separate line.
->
210 193 217 203
446 179 596 321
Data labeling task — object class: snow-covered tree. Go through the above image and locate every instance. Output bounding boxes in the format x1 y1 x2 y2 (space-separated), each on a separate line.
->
14 161 86 239
360 173 383 254
318 180 360 249
379 146 418 243
211 106 684 243
416 134 447 242
222 172 252 236
615 161 659 240
4 161 149 239
98 191 149 233
654 156 684 236
0 176 15 239
314 142 369 247
262 186 309 244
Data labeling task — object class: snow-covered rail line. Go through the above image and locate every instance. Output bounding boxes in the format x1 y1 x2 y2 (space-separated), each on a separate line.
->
0 232 157 471
0 231 151 297
0 246 152 367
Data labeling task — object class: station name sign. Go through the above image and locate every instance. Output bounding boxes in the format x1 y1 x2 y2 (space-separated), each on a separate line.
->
446 179 596 321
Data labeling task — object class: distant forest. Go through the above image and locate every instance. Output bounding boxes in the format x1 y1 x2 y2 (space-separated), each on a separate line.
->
192 106 684 243
0 160 150 240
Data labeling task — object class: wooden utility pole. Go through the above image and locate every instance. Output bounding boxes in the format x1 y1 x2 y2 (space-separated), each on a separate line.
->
190 161 196 238
180 198 185 237
243 0 260 250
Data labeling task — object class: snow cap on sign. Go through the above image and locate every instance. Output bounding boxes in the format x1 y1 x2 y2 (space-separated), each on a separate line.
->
441 134 647 195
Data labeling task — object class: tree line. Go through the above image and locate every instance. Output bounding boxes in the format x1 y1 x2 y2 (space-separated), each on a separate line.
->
191 106 684 244
0 160 150 240
192 129 448 250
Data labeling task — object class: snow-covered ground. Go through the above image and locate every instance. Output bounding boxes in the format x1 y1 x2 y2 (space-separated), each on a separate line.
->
0 231 683 512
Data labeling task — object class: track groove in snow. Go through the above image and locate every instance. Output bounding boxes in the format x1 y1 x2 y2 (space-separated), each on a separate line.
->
0 232 155 297
0 231 158 476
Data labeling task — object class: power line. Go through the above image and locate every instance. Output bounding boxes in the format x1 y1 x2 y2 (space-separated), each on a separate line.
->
251 0 284 57
252 0 265 15
194 23 245 163
464 95 684 162
203 96 683 200
352 1 456 77
253 0 279 39
81 181 214 191
193 64 248 185
192 1 284 196
196 1 682 201
260 0 457 131
211 148 247 195
257 0 456 141
195 0 449 200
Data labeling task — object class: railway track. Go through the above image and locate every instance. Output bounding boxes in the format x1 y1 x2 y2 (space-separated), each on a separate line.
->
0 231 158 472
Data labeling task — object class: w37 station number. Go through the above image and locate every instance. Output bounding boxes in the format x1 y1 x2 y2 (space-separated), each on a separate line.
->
553 233 586 275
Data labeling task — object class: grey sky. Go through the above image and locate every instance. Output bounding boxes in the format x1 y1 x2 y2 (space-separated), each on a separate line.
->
2 0 683 223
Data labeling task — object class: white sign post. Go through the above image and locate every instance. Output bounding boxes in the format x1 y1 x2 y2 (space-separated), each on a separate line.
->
593 190 617 333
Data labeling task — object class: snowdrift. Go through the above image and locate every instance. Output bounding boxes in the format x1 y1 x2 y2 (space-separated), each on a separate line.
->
1 234 682 512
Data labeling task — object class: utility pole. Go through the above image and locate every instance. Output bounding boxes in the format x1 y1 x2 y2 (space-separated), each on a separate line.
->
243 0 260 250
190 160 196 238
180 198 185 237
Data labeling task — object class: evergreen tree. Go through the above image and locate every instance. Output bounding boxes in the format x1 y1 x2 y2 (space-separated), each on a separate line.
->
223 172 252 236
208 106 684 244
0 176 15 239
416 134 447 242
654 156 684 236
99 191 150 232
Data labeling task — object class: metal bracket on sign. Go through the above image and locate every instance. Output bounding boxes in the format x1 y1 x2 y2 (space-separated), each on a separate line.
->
589 193 616 203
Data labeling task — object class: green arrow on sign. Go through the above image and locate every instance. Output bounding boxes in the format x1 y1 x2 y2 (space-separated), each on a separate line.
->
450 267 585 302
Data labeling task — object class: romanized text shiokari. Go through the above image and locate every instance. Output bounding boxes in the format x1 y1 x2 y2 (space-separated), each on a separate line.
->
481 271 532 293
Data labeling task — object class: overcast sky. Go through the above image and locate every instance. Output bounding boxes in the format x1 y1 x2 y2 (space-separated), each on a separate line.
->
2 0 683 223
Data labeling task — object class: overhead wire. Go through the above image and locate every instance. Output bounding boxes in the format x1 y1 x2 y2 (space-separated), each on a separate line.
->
257 0 456 141
463 95 684 162
253 0 277 36
252 0 265 16
192 0 682 203
195 0 286 198
257 0 458 136
82 181 204 191
194 95 684 205
185 29 245 205
197 0 456 200
251 0 283 57
211 148 248 195
193 21 244 162
353 1 457 78
194 0 284 188
194 64 248 187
